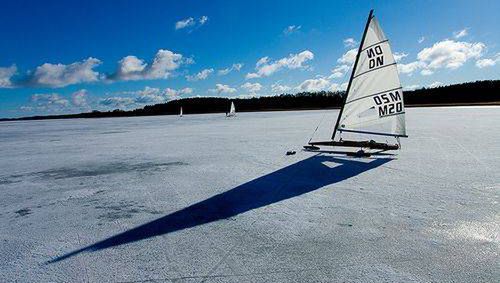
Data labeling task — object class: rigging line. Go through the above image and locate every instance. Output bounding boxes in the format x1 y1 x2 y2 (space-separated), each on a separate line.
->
308 110 328 143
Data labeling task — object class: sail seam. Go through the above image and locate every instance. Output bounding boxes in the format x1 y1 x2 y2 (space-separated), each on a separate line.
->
338 128 408 137
345 86 403 105
352 62 397 79
360 39 389 52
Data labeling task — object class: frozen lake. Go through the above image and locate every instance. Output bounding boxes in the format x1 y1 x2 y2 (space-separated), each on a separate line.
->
1 107 499 282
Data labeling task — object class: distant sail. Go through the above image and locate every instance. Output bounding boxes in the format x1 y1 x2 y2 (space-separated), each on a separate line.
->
180 106 183 117
336 13 406 138
227 101 236 117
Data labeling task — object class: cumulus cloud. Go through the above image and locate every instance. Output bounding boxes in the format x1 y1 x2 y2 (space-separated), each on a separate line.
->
475 53 500 68
186 68 213 81
240 82 262 94
337 48 357 65
418 40 484 70
397 39 485 76
271 83 291 94
329 64 350 79
23 89 92 112
218 63 243 75
297 77 331 92
100 86 193 109
397 61 426 75
283 25 301 35
420 69 434 76
99 97 136 108
0 65 17 88
453 28 468 39
175 17 195 30
296 76 347 93
164 87 193 98
28 93 71 112
28 58 102 88
343 38 358 48
110 49 186 81
71 89 88 107
209 84 237 94
246 50 314 79
393 52 408 62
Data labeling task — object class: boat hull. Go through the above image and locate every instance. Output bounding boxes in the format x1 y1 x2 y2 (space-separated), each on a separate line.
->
307 139 399 150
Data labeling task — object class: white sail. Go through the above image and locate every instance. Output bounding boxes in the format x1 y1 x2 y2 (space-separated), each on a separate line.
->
227 101 236 117
180 107 183 117
230 101 235 114
336 14 406 138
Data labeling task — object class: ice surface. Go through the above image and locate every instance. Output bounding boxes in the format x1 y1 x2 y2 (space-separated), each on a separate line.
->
0 107 498 282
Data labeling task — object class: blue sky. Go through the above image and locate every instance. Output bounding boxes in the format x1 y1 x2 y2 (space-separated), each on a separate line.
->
0 0 499 118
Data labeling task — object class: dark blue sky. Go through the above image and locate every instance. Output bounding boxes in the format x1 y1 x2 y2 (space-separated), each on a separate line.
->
0 0 498 118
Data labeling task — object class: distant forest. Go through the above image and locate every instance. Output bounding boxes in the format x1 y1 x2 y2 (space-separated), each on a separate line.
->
2 80 499 121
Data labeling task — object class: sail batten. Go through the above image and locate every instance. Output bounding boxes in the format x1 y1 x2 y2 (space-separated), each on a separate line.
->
334 10 406 138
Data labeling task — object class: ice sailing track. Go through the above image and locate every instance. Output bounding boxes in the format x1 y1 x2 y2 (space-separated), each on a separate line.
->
307 9 408 152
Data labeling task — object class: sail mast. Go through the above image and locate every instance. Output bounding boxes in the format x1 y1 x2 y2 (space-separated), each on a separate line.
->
331 9 374 140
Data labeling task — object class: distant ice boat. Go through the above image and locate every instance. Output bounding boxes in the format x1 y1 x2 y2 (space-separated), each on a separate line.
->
305 10 407 153
179 106 183 117
226 101 236 117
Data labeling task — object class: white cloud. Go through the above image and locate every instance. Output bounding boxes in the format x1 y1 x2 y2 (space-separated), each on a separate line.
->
186 68 213 81
71 89 88 107
240 82 262 93
397 61 426 75
199 16 209 25
283 25 301 35
418 36 425 44
30 93 70 111
429 81 443 88
453 28 468 39
271 83 291 93
340 82 348 91
343 38 358 48
209 84 237 94
475 53 500 68
111 49 185 81
417 39 484 70
397 39 485 76
393 52 408 62
218 63 243 75
29 58 101 88
297 77 331 92
404 84 420 91
420 69 434 76
329 64 350 79
0 65 17 88
164 87 193 98
337 48 357 65
175 17 195 30
99 97 136 108
103 86 193 109
246 50 314 79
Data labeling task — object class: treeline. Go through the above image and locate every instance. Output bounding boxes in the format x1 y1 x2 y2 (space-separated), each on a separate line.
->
2 80 499 121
